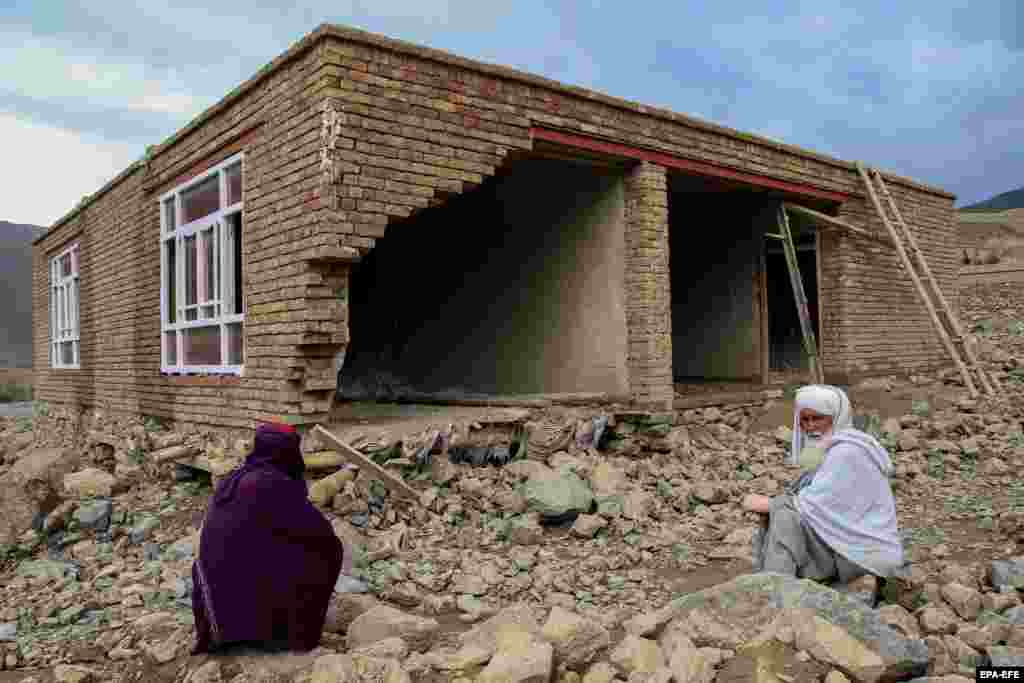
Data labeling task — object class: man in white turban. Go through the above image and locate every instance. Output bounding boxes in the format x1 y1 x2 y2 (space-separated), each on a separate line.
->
742 385 904 590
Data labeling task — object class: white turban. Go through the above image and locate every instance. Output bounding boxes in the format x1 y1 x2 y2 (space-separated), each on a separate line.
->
788 384 853 466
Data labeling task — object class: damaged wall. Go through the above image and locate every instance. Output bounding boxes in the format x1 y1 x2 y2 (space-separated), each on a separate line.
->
669 196 771 380
342 157 629 397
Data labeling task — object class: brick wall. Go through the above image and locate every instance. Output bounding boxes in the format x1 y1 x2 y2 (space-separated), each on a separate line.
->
33 24 958 429
34 34 336 429
313 27 957 388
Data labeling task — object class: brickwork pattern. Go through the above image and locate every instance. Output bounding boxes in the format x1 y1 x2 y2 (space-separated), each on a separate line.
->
32 25 958 428
624 163 673 406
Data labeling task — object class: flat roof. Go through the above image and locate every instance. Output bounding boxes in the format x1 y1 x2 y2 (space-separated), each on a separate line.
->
37 22 955 245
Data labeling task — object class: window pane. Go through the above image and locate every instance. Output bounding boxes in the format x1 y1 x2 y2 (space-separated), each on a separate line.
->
227 322 243 365
181 174 220 224
200 228 217 303
183 326 221 365
226 163 242 205
184 235 197 306
229 213 243 314
186 308 198 322
164 198 176 232
61 341 74 366
71 279 79 331
165 240 176 323
165 332 177 365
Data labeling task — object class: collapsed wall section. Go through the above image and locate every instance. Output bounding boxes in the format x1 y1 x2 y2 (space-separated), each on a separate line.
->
339 157 629 399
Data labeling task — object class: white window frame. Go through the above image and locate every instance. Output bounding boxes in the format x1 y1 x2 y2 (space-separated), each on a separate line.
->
50 242 81 369
159 153 244 375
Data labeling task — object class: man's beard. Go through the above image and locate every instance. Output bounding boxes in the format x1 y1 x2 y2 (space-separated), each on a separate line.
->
803 431 828 449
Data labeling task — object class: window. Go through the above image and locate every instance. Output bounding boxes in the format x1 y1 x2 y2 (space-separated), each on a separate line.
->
160 154 244 374
51 242 80 368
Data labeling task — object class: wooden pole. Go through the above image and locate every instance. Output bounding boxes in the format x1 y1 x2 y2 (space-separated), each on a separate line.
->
781 202 893 247
312 425 421 503
854 162 978 397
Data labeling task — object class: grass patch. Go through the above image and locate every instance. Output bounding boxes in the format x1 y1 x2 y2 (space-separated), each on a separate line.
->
902 526 946 548
911 400 931 418
0 383 32 403
973 319 994 335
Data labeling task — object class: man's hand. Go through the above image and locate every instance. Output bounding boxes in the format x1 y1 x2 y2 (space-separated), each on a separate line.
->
742 494 772 515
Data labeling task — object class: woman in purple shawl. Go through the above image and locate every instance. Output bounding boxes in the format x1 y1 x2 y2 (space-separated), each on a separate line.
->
191 422 343 654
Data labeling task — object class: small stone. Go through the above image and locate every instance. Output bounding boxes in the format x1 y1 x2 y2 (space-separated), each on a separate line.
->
63 468 117 498
572 514 607 539
346 605 439 653
941 582 982 620
73 500 112 531
582 661 617 683
186 661 222 683
919 606 960 635
541 606 612 669
610 635 665 674
824 671 850 683
53 665 96 683
877 604 920 638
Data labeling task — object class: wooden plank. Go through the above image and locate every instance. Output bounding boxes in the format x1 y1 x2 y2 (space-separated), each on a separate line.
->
312 425 421 503
781 202 893 247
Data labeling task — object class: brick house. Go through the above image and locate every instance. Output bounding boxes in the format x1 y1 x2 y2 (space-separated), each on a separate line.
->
32 23 958 430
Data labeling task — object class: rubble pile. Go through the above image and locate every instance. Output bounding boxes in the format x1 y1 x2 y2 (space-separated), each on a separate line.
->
0 301 1023 679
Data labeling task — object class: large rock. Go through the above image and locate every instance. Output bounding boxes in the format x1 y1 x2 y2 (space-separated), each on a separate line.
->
988 645 1024 667
625 573 928 681
588 462 628 498
459 604 542 657
311 654 409 683
940 582 982 621
0 447 79 544
522 470 594 519
540 606 611 669
346 606 438 653
477 624 554 683
745 608 896 683
63 468 117 498
609 635 666 674
990 558 1024 589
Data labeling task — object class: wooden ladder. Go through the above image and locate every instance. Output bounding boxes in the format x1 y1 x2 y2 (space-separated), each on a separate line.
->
767 206 825 385
855 162 999 398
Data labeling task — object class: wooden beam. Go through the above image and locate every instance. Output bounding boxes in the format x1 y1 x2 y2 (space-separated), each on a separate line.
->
312 425 421 503
531 127 852 204
782 202 893 246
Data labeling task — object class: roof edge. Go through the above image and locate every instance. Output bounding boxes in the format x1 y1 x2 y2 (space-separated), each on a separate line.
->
35 24 331 247
319 23 955 201
36 20 956 249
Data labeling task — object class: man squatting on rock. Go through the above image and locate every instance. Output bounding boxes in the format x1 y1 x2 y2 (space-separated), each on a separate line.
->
742 384 904 589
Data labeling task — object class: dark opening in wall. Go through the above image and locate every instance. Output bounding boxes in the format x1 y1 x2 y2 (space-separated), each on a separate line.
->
337 156 630 402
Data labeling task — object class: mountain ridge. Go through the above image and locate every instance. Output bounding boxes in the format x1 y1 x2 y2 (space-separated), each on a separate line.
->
0 220 46 368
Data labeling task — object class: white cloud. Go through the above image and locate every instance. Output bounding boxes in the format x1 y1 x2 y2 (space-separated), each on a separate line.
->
0 113 139 227
0 30 208 116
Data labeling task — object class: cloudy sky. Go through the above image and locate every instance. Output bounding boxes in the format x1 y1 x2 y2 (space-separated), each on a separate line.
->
2 0 1021 226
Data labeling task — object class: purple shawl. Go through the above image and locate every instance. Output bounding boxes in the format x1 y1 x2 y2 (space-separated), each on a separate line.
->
191 423 343 653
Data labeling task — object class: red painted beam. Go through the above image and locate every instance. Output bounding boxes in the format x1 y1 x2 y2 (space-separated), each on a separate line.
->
531 127 851 204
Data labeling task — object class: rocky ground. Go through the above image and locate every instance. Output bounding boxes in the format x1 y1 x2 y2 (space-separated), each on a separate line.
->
0 283 1023 683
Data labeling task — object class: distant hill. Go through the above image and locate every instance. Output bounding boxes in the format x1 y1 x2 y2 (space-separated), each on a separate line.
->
0 221 46 368
960 186 1024 212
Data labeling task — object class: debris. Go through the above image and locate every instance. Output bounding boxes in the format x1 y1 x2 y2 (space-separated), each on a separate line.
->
313 425 420 503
